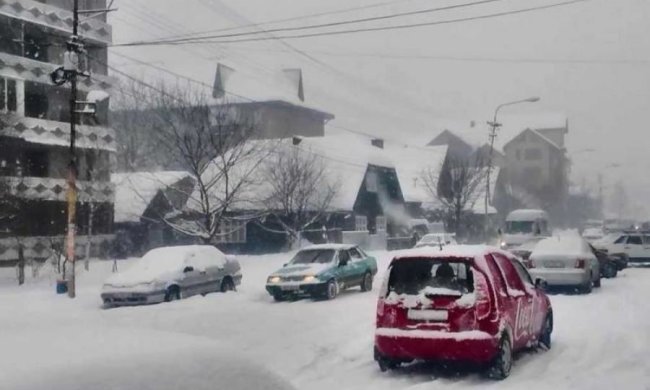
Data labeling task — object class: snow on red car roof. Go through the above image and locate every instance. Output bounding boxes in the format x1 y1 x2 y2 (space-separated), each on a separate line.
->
391 245 505 261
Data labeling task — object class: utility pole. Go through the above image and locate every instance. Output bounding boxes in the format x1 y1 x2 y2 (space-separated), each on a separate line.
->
64 0 80 298
484 97 540 241
484 117 500 241
51 0 116 298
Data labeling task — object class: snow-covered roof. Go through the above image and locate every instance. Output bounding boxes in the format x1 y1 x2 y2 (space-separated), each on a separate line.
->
112 171 193 223
211 62 333 119
427 113 568 153
382 143 448 203
506 209 549 222
189 134 397 213
391 244 504 261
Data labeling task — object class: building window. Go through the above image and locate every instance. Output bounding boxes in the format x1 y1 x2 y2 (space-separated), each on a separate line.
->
0 77 17 113
524 148 542 160
214 219 246 244
355 215 367 231
523 167 542 181
376 216 387 232
365 171 378 193
24 149 49 177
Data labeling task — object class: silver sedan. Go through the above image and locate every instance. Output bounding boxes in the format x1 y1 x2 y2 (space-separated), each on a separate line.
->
101 245 241 307
528 236 600 293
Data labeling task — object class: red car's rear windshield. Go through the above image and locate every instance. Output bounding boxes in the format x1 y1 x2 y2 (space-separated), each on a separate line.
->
387 258 474 296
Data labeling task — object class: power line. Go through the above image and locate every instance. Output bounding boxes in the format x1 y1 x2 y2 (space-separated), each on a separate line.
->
176 0 456 118
90 54 444 170
222 47 650 66
112 0 590 47
115 0 507 47
103 52 444 152
122 0 424 42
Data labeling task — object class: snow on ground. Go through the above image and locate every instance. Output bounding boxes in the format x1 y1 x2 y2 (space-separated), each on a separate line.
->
1 251 649 389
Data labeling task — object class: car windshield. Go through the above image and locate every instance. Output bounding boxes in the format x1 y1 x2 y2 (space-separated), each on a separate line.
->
387 259 472 295
506 221 535 234
290 249 336 264
127 248 186 275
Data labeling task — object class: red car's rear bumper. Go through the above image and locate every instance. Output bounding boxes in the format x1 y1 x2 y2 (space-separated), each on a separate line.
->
374 328 499 363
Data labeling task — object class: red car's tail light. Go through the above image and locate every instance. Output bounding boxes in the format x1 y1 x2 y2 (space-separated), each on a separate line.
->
474 271 491 320
575 259 586 269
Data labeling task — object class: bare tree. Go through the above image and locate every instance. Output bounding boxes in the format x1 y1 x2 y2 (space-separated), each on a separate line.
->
421 155 487 237
110 78 161 172
143 82 269 243
260 146 339 246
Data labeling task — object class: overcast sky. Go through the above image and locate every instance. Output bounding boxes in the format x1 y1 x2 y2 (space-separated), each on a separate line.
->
109 0 650 218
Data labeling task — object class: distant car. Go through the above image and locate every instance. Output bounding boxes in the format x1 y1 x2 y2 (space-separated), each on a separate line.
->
414 233 457 248
598 232 650 264
527 236 600 293
101 245 241 307
265 244 378 301
582 227 605 243
374 246 553 379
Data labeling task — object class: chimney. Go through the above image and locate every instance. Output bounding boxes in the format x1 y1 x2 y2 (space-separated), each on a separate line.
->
292 136 303 145
282 68 304 102
213 63 234 99
371 138 384 149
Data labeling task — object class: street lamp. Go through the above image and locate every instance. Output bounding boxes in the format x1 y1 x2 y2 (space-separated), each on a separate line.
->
484 96 540 239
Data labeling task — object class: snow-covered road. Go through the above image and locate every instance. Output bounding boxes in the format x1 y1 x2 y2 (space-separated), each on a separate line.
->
1 251 649 389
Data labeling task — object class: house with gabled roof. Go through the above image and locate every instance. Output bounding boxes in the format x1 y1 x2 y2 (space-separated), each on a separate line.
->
111 171 196 256
212 62 334 140
426 113 569 220
500 127 569 220
177 134 408 253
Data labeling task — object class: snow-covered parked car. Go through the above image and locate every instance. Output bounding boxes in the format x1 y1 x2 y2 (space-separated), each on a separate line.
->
528 235 600 293
101 245 241 307
265 244 378 301
414 233 457 248
374 245 552 379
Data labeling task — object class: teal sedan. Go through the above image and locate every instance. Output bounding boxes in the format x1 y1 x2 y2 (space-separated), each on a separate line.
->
266 244 378 301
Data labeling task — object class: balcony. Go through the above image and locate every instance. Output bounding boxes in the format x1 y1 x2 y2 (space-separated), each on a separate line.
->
0 114 116 151
0 233 115 262
0 52 114 92
1 176 115 203
0 0 112 44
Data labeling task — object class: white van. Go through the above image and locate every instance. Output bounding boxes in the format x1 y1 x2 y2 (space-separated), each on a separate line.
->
500 209 550 250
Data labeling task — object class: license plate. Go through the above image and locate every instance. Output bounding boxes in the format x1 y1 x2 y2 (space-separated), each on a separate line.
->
545 260 565 268
280 285 299 291
407 309 448 321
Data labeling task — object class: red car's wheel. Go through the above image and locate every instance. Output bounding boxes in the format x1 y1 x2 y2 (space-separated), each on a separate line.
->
539 312 553 350
487 335 513 380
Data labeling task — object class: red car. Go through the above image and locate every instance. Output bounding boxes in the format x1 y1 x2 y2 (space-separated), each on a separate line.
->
374 246 553 379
